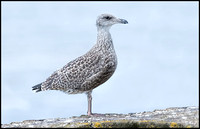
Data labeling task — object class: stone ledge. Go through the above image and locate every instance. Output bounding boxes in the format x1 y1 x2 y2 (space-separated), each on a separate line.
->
1 106 199 128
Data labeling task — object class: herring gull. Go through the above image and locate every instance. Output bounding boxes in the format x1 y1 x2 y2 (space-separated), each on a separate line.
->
32 14 128 116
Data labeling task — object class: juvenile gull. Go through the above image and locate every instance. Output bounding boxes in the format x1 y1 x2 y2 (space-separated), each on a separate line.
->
32 14 128 116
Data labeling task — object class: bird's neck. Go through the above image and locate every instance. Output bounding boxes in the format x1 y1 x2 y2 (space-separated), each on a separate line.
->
96 27 114 51
97 29 111 41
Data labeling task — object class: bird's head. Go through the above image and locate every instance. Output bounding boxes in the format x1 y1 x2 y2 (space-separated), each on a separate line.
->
96 14 128 29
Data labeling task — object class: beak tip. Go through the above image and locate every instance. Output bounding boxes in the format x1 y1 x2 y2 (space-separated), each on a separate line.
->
119 19 128 24
124 21 128 24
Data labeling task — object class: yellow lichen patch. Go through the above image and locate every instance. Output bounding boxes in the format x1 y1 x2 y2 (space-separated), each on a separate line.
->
139 120 150 123
94 122 102 128
112 119 130 123
78 119 189 128
102 120 111 123
186 125 191 128
170 122 178 128
150 125 155 128
82 122 89 126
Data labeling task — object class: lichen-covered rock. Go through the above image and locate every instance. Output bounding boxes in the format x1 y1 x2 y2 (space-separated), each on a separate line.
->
1 106 199 128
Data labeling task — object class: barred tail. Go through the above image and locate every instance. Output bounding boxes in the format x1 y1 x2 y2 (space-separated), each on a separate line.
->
32 83 42 93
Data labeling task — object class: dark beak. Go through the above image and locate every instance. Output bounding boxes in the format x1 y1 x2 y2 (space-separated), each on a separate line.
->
119 19 128 24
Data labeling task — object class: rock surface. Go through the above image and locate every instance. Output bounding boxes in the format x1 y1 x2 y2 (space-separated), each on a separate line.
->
1 106 199 128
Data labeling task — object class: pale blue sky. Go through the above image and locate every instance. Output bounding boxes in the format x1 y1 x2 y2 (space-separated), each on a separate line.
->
2 2 199 124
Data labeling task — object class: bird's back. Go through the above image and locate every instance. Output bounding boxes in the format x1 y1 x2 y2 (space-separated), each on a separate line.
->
40 41 117 94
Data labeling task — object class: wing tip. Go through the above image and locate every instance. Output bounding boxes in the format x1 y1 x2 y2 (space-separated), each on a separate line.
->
32 83 42 93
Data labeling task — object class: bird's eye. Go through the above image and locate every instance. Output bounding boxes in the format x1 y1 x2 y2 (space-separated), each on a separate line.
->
104 16 112 20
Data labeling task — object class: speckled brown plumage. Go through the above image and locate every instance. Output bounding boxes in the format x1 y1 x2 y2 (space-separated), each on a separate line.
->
32 14 128 116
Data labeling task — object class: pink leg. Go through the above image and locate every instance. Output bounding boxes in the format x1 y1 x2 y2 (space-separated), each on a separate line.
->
87 91 92 116
86 91 106 117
